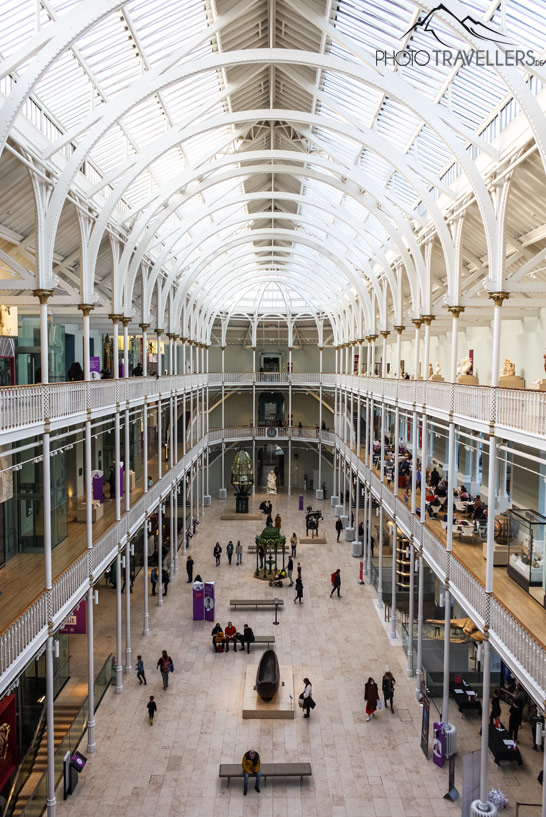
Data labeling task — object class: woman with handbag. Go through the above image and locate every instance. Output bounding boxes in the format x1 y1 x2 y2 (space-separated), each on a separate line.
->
299 678 314 718
364 677 379 721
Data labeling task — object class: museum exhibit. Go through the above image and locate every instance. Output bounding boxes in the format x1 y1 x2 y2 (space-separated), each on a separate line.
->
0 0 545 815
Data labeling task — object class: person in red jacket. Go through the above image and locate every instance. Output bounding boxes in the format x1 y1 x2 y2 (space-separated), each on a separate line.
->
224 622 238 653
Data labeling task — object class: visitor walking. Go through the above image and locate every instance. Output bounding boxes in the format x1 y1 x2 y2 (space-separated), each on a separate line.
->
335 517 343 542
294 576 304 603
226 540 234 565
136 655 147 685
287 556 294 586
162 569 170 596
330 568 341 597
290 532 297 557
186 555 194 583
241 749 261 795
274 513 282 530
364 677 379 721
300 677 314 718
147 695 157 726
297 561 302 579
213 542 222 566
236 540 243 565
151 567 158 596
157 650 173 690
382 667 395 713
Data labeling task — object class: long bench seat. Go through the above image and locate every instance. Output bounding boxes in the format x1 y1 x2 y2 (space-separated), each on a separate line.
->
230 599 284 609
219 762 312 786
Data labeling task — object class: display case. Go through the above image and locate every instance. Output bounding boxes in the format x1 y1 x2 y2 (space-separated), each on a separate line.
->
506 509 545 604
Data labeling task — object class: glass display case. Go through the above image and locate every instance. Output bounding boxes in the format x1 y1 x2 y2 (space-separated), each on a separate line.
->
506 509 545 604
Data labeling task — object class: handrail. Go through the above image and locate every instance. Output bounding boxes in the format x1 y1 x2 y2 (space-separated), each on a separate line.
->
3 705 47 817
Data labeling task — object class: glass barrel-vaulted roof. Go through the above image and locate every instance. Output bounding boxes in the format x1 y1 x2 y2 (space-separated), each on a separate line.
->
0 0 545 332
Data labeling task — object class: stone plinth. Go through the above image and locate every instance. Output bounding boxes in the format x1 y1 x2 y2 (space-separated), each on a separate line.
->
430 374 444 382
300 535 327 544
498 375 525 389
457 374 479 385
242 665 295 719
529 379 546 391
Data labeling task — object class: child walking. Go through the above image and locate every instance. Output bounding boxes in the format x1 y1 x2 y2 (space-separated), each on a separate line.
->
147 695 157 725
136 655 146 685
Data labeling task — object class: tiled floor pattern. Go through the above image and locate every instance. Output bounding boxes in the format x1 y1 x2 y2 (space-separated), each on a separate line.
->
57 492 545 816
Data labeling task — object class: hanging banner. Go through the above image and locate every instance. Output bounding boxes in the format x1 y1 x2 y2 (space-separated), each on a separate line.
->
192 581 204 621
60 598 87 634
204 582 215 621
420 683 430 759
0 694 17 792
359 561 364 582
461 749 481 817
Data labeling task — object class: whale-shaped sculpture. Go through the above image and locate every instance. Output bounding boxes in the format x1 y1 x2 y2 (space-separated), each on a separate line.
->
256 649 280 701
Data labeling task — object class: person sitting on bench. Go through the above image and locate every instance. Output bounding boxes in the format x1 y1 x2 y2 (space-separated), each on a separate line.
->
237 623 255 653
212 623 226 653
224 622 238 652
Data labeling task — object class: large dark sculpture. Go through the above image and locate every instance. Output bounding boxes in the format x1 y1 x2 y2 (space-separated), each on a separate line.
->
231 450 254 513
256 649 280 701
305 506 323 538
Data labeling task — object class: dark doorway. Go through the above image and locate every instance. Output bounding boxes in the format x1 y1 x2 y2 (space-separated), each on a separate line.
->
257 444 284 488
258 392 285 426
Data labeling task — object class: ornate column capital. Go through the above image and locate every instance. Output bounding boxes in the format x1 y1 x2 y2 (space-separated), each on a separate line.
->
393 325 405 335
180 336 188 343
368 334 378 342
120 316 131 328
380 330 390 339
155 327 164 337
77 303 94 316
446 305 465 318
488 291 510 307
412 318 422 329
33 289 54 304
139 323 150 332
166 332 178 341
421 315 435 325
108 313 123 323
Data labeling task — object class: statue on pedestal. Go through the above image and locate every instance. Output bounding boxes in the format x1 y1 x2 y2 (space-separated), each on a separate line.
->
461 355 473 376
267 470 277 495
501 358 515 377
428 363 433 378
435 362 441 376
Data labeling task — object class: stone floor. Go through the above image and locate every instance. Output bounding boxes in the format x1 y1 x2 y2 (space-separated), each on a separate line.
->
56 491 545 817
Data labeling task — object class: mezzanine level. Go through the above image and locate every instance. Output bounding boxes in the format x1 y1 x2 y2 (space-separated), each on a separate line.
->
0 373 544 449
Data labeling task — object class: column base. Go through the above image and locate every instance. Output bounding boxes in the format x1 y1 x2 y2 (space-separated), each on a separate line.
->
344 527 355 541
340 515 349 528
330 495 339 507
218 488 227 499
315 489 324 500
351 540 362 557
497 494 511 513
470 801 498 817
335 504 343 516
203 494 211 506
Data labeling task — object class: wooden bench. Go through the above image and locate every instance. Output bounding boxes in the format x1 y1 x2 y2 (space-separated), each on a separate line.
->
230 599 285 609
219 762 312 786
212 634 275 651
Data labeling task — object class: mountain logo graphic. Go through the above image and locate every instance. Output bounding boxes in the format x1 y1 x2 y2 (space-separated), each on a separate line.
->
404 3 511 48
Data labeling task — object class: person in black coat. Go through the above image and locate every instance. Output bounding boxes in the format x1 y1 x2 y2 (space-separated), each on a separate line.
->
213 542 222 566
186 555 194 583
294 576 304 604
490 688 502 724
335 518 343 542
237 624 255 653
162 569 170 596
382 667 396 713
330 569 341 598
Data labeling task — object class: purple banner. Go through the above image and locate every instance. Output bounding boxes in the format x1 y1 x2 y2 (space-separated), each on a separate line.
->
92 471 104 503
60 598 87 634
192 581 204 621
433 721 446 767
90 356 101 375
298 495 304 510
204 582 215 621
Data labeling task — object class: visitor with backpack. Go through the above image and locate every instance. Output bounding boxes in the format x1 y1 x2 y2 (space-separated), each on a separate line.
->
330 569 341 598
157 649 173 690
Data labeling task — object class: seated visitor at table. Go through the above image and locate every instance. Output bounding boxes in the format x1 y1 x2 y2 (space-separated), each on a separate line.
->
459 486 470 500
